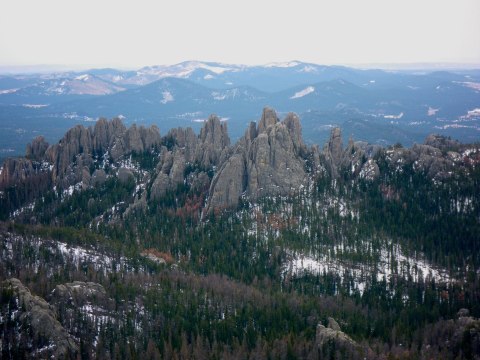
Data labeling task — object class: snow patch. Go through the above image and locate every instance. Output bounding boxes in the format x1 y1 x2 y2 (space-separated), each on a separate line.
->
290 86 315 99
75 74 90 81
160 90 174 104
0 88 19 94
384 112 404 119
264 61 300 68
22 104 48 108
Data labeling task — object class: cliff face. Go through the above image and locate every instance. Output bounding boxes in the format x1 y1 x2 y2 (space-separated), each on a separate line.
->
207 108 309 212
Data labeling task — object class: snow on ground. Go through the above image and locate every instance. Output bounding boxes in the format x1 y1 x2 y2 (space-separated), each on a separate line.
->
11 201 35 218
0 88 18 94
63 182 83 197
299 65 318 73
75 74 90 81
264 61 300 68
467 108 480 117
56 242 125 273
290 86 315 99
283 243 450 295
22 104 49 108
384 112 404 119
458 82 480 91
160 90 174 104
212 91 227 100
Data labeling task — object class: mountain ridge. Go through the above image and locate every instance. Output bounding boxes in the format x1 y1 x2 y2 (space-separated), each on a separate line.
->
1 107 478 218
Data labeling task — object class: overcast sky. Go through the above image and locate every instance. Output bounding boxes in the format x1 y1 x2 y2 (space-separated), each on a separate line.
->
1 0 479 69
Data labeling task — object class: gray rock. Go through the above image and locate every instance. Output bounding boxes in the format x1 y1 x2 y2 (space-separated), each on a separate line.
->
196 114 230 168
91 168 107 186
206 107 308 212
424 134 460 151
41 118 160 188
118 167 134 184
150 149 186 200
150 116 230 202
140 124 161 150
327 317 341 331
26 135 49 160
206 153 246 212
0 157 35 186
257 106 278 134
125 124 144 153
323 127 343 178
316 322 362 357
359 159 380 181
458 308 470 318
2 278 78 358
50 281 110 309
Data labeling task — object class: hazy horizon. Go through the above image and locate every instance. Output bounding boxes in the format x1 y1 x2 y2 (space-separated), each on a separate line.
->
0 60 479 76
1 0 479 70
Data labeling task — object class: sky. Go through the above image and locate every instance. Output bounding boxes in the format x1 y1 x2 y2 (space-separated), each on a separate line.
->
1 0 479 69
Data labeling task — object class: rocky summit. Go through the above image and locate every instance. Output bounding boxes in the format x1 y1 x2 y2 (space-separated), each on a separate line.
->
0 107 478 219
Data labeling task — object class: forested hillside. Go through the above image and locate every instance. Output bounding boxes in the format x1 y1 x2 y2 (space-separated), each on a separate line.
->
1 108 479 359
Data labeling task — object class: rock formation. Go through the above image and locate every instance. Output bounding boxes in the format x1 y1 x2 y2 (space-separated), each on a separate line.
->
2 278 78 358
196 115 230 167
2 109 478 219
26 136 49 161
206 107 309 212
49 281 113 312
150 115 230 200
45 118 161 187
316 317 366 358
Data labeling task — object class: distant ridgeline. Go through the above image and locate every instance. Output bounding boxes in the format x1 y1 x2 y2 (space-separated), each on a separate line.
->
1 107 480 358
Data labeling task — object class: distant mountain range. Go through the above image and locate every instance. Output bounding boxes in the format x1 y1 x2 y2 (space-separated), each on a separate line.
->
0 61 479 159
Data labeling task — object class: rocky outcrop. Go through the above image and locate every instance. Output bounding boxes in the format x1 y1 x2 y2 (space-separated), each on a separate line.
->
420 309 480 359
206 107 309 212
0 157 52 202
91 168 107 186
384 136 465 181
207 153 247 211
45 118 161 187
50 281 112 310
118 167 134 185
316 317 365 358
323 127 343 178
323 128 381 180
0 158 37 187
150 148 186 199
3 110 479 219
26 136 49 161
424 133 460 151
2 278 78 358
150 115 230 200
196 115 230 167
411 144 450 178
